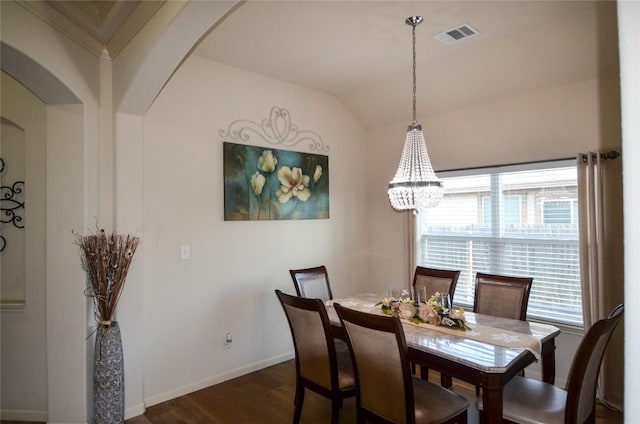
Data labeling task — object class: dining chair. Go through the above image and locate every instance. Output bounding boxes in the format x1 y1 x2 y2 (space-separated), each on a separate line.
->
412 266 461 385
473 272 533 321
288 265 351 354
412 266 460 302
478 303 624 424
275 290 355 424
334 303 469 424
472 272 534 394
289 265 333 303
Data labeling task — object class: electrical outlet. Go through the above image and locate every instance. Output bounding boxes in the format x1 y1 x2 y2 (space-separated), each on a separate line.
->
224 332 233 349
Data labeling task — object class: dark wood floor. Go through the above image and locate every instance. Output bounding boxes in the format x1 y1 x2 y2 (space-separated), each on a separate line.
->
125 359 623 424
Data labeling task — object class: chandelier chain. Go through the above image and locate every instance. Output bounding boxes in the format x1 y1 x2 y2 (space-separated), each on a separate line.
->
412 22 417 124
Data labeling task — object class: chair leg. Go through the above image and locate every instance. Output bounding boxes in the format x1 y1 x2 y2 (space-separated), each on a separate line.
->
419 364 429 380
293 382 305 423
440 373 452 388
331 399 340 424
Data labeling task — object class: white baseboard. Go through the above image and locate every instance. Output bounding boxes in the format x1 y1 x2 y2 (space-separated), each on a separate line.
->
1 408 48 422
2 402 145 422
47 422 87 424
144 351 295 408
125 402 146 420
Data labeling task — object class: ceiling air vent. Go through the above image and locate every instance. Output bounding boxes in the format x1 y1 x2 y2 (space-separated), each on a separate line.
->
434 24 480 45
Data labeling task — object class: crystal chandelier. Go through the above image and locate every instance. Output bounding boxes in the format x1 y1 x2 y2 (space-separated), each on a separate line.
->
388 16 444 213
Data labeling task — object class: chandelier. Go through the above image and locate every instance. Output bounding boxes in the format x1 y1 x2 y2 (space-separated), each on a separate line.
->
388 16 443 213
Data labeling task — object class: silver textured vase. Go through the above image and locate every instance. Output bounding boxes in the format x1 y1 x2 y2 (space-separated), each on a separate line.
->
94 321 124 424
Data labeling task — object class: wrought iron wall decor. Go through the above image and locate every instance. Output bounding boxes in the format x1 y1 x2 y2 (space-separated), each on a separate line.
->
219 106 329 153
0 157 25 253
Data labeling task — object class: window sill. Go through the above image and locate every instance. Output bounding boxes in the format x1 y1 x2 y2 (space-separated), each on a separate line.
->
527 317 584 335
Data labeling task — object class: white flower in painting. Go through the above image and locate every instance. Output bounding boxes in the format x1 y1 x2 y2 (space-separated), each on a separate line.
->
313 165 323 183
250 172 265 196
258 150 278 172
276 166 311 203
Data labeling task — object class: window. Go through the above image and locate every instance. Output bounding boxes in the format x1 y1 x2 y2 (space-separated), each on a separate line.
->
542 199 578 224
482 195 521 224
416 160 582 326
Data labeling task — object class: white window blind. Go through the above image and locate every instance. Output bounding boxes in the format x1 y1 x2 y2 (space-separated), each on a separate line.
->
416 160 583 326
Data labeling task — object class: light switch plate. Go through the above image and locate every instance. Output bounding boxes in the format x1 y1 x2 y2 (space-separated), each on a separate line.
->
180 244 190 260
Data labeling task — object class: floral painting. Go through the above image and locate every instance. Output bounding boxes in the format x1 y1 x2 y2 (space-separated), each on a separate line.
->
223 142 329 220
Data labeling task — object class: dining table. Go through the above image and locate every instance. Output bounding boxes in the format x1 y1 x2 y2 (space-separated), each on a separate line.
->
325 295 561 424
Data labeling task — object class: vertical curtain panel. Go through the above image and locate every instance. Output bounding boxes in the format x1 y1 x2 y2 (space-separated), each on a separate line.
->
577 150 622 410
577 152 606 330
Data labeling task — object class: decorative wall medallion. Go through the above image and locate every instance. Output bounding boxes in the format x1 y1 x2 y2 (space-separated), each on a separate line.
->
219 107 329 153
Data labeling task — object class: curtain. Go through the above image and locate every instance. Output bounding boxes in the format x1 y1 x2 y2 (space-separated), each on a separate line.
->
577 150 622 409
577 152 606 330
407 213 417 292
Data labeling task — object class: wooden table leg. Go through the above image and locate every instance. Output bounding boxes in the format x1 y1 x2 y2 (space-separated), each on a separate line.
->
481 377 503 424
541 338 556 384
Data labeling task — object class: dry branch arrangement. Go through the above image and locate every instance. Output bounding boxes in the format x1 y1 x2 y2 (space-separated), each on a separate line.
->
75 229 139 324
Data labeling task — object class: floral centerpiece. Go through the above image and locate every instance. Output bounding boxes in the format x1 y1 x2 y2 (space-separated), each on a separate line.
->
376 292 472 331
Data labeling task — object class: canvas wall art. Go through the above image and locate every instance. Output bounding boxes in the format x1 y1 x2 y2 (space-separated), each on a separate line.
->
223 142 329 220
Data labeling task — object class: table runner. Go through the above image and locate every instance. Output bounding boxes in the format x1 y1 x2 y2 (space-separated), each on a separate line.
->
327 298 541 357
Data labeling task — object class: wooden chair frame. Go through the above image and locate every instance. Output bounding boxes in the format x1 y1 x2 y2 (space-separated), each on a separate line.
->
484 304 624 424
275 290 355 423
563 304 624 423
335 304 468 424
412 266 460 302
412 266 461 385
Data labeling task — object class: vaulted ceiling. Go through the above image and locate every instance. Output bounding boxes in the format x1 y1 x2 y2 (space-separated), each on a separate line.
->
19 1 619 129
193 1 619 129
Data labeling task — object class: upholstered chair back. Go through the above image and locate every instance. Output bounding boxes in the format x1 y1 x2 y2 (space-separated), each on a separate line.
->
413 266 460 301
290 265 333 302
283 303 333 388
335 304 413 423
474 272 533 321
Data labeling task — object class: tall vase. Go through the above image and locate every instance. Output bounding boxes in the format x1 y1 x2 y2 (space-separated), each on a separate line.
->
94 321 125 424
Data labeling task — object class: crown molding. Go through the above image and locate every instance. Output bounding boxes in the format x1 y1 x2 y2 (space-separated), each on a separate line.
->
106 1 166 59
17 1 105 57
16 1 165 59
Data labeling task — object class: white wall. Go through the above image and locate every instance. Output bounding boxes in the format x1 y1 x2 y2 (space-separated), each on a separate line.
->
1 1 102 422
46 103 87 423
0 72 48 420
114 112 146 418
619 1 640 422
141 57 369 405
